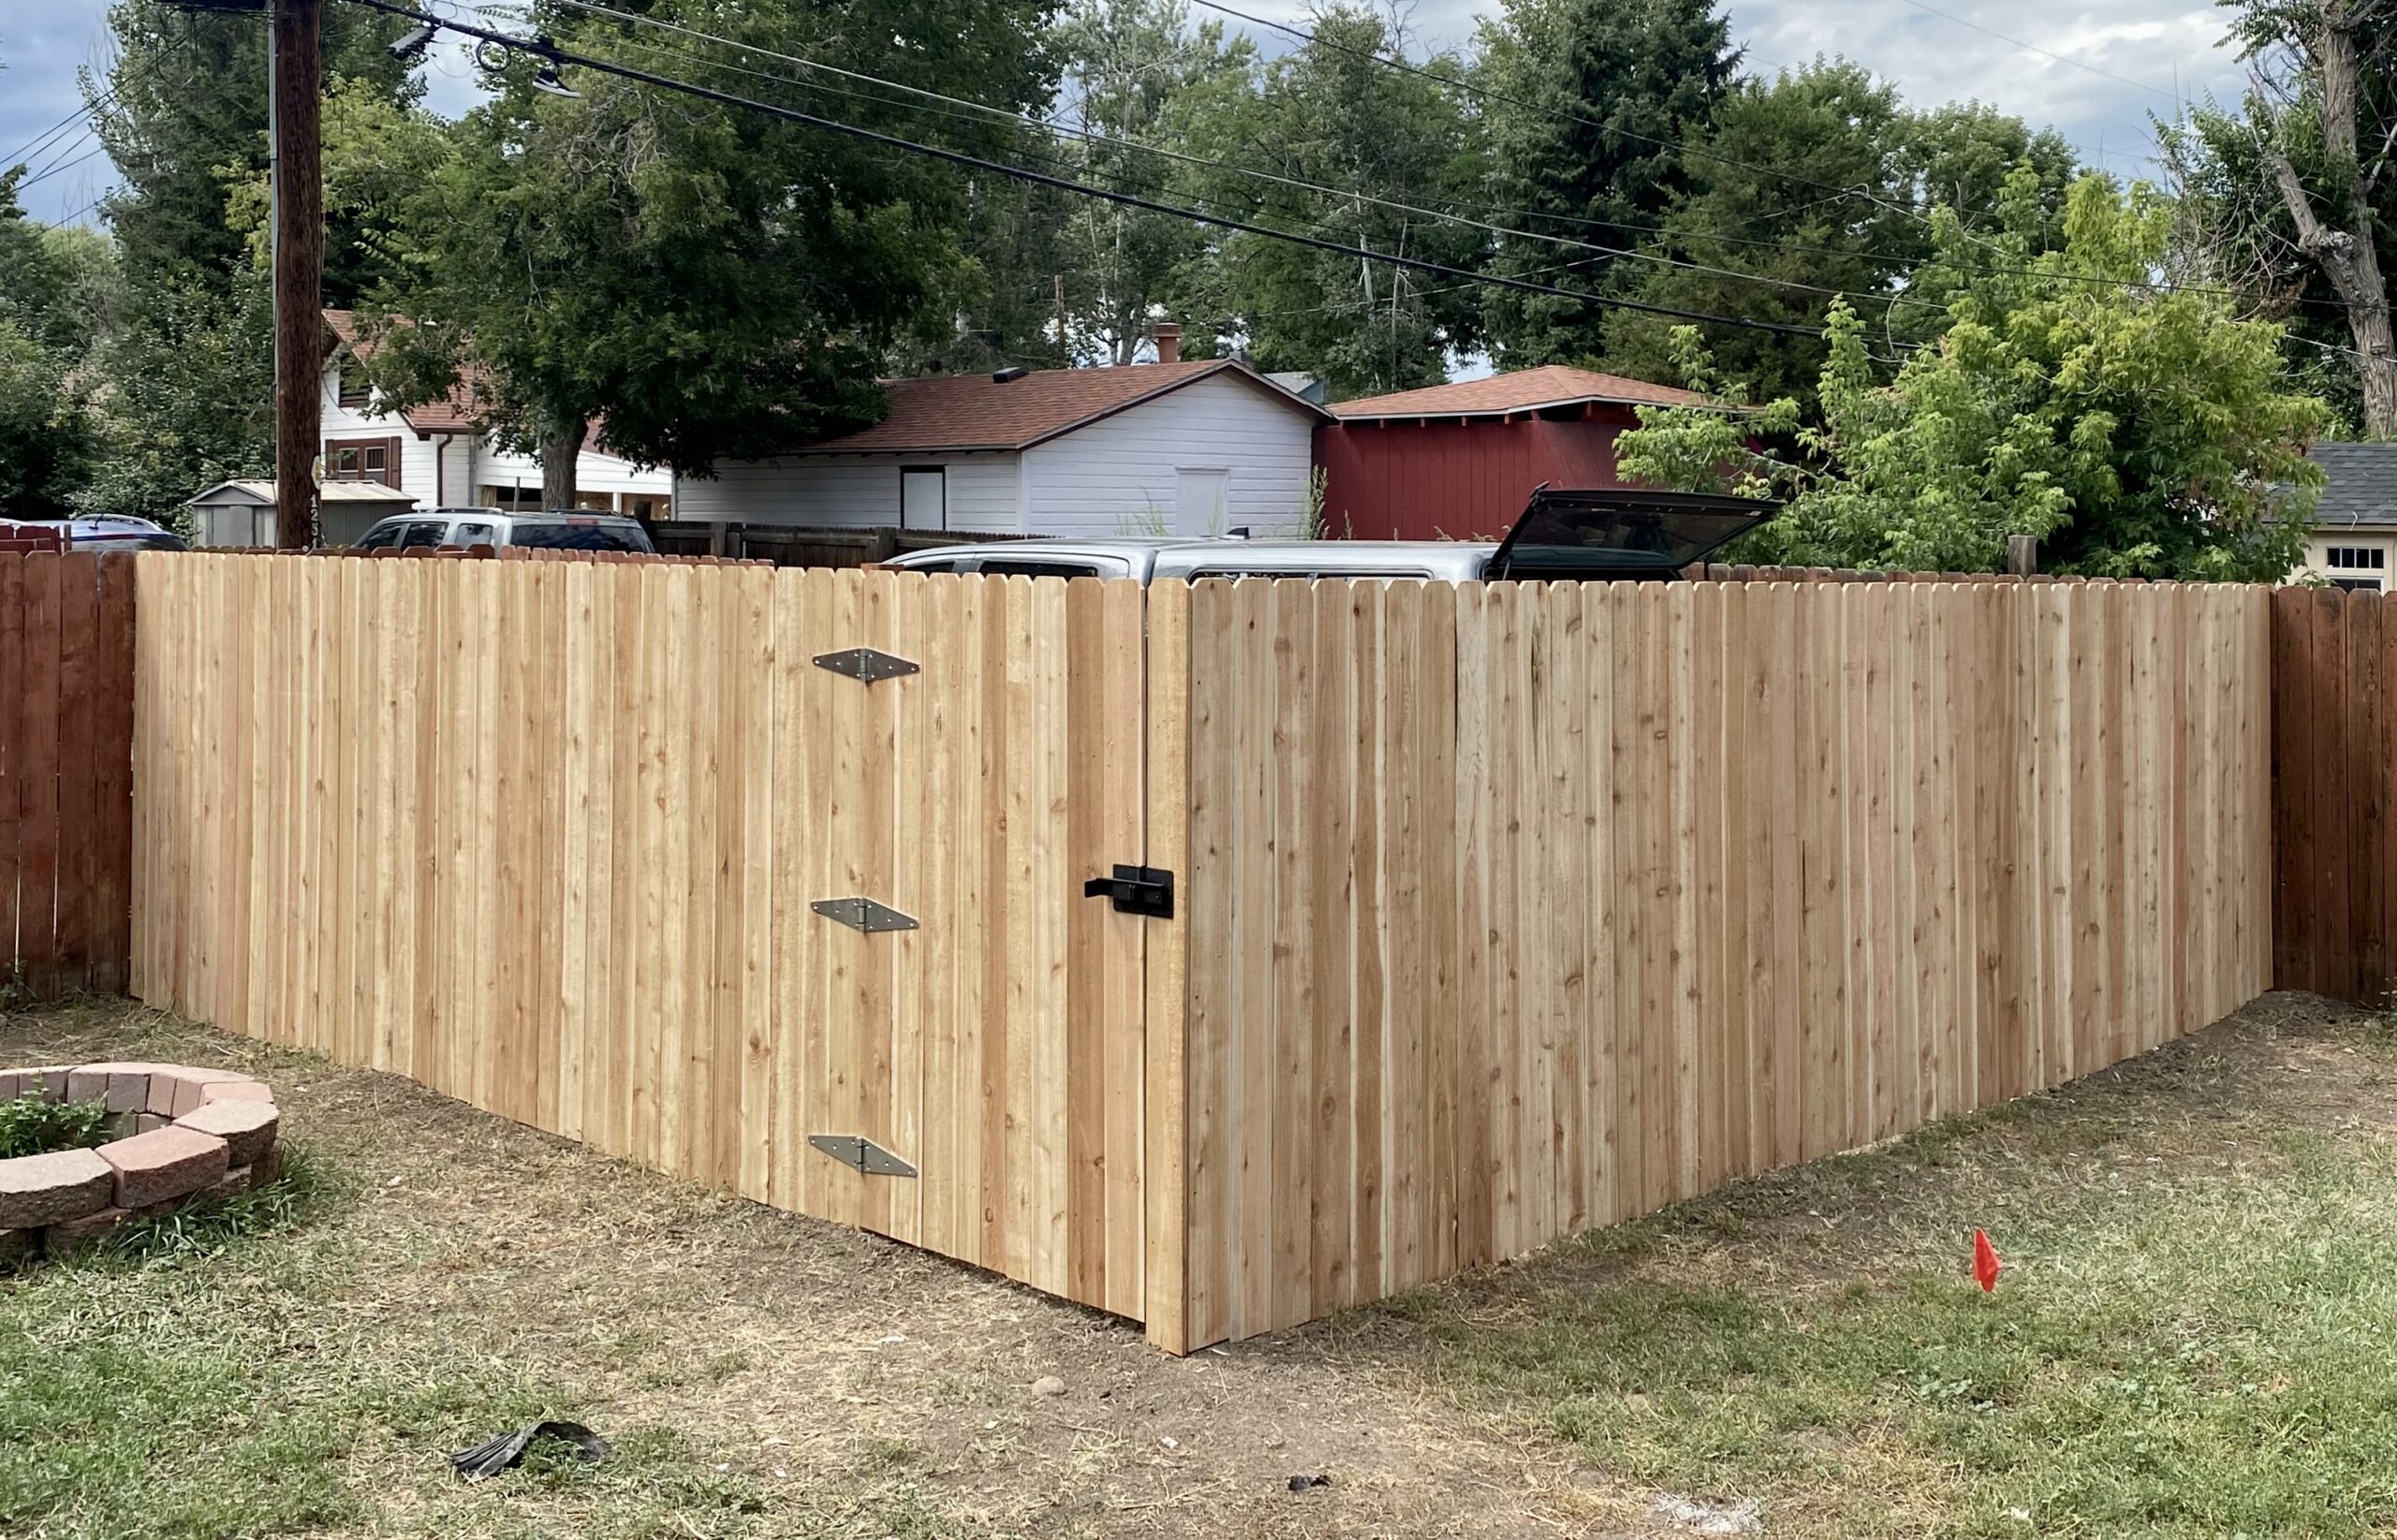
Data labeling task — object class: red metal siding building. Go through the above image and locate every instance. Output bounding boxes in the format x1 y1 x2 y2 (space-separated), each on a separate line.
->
1316 364 1705 541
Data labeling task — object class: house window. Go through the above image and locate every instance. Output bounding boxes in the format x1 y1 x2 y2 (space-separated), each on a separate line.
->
336 368 371 410
2326 546 2386 591
327 437 401 490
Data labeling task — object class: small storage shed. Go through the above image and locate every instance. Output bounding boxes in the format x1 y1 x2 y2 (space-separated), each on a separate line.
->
184 479 419 548
1316 364 1703 541
674 351 1330 538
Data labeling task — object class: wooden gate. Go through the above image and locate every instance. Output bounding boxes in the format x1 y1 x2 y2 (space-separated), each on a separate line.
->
131 555 1166 1326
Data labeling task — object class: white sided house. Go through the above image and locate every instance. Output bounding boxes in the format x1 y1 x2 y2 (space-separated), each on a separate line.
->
304 310 672 546
675 346 1329 538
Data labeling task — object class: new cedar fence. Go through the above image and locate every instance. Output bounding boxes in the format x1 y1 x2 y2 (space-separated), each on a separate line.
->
0 551 135 996
130 554 2275 1351
1172 576 2270 1345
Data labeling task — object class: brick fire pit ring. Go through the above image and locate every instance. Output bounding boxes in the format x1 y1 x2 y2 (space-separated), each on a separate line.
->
0 1062 283 1264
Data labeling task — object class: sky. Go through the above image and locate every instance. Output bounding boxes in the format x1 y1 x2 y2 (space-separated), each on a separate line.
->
0 0 2249 227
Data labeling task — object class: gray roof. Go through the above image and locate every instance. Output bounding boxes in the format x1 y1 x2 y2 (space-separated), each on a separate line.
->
2310 443 2397 528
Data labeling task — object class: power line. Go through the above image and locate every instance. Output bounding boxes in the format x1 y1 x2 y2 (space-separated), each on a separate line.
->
518 0 2362 326
1184 0 1936 232
17 142 112 192
1894 1 2180 103
535 0 1952 317
342 0 1849 342
2 86 119 172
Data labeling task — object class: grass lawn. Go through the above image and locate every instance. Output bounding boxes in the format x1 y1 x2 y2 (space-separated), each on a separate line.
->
1366 990 2397 1537
6 990 2396 1538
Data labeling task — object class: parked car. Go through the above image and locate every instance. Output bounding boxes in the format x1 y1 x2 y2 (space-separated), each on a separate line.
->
881 487 1775 584
0 515 191 553
353 509 658 554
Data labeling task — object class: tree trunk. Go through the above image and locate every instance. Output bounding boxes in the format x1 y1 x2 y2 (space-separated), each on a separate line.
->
2264 0 2397 438
538 414 584 511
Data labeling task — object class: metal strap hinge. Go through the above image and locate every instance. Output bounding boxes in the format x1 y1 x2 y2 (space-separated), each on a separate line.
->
811 897 918 933
812 647 918 684
807 1135 917 1178
1083 864 1174 919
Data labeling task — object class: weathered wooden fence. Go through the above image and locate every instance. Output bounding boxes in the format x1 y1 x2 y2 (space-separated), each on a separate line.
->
0 550 136 996
2272 584 2397 1005
131 555 2275 1351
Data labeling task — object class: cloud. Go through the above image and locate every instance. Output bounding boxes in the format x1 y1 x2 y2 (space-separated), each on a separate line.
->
0 1 121 224
1 0 2252 227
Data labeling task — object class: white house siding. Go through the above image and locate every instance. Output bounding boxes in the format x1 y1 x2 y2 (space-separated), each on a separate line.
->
320 361 669 511
678 371 1314 535
673 453 1023 530
1021 373 1311 538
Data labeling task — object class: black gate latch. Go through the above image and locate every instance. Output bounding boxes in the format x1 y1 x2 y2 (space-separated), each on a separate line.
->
1084 864 1174 919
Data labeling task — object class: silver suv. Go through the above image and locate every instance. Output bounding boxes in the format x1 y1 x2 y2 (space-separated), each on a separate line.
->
882 489 1775 584
353 509 656 554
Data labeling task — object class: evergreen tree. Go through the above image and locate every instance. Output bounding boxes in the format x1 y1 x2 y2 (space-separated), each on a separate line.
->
1602 66 2075 406
1474 0 1734 365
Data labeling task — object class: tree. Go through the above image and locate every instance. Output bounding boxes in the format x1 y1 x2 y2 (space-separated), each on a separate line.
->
93 0 418 296
1474 0 1735 366
2222 0 2397 435
1618 169 2329 579
0 169 108 519
0 319 96 520
1602 67 2076 407
358 0 1056 508
1047 0 1245 365
65 0 417 523
1167 7 1483 397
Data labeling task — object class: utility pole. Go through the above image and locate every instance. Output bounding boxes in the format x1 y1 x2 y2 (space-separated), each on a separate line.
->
269 0 323 548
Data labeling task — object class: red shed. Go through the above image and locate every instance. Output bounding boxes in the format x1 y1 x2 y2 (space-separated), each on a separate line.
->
1316 364 1704 541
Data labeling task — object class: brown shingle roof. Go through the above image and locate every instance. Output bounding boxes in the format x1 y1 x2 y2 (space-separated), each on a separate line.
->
323 308 486 435
1329 364 1705 420
775 359 1328 456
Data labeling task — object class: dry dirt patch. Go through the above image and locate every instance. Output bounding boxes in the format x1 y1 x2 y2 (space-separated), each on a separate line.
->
0 998 1640 1539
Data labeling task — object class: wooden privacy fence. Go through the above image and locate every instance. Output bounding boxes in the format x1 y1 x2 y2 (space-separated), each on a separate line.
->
132 555 2273 1352
0 550 135 996
2272 584 2397 1004
1171 577 2270 1346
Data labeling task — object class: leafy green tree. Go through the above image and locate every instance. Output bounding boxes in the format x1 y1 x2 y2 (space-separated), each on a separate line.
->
1601 66 2075 407
355 0 1056 506
1167 7 1482 397
93 0 419 296
0 169 109 518
64 0 417 523
1618 169 2328 579
1474 0 1735 365
0 320 96 520
80 269 273 526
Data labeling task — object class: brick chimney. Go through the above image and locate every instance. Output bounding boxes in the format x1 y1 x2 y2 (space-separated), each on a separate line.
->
1153 321 1182 365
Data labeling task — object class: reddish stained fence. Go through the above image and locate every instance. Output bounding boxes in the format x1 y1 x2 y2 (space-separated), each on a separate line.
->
0 550 136 997
2271 583 2397 1005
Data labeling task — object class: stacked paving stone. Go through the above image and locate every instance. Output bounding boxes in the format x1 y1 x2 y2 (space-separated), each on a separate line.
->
0 1062 283 1264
